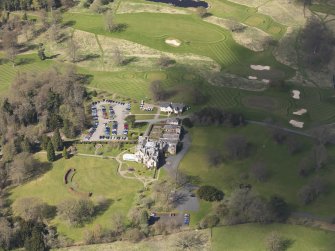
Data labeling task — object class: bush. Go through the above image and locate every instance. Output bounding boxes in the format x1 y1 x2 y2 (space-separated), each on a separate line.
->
199 215 220 229
197 186 224 201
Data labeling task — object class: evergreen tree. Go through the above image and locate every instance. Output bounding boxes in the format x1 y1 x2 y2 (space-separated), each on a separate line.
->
62 146 69 159
47 141 56 162
52 128 63 151
41 135 50 150
24 228 46 251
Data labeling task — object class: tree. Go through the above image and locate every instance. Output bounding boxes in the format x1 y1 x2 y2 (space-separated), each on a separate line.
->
197 185 224 201
250 162 269 182
157 55 175 68
2 28 19 67
297 177 329 205
224 134 248 160
104 10 114 32
312 144 328 170
175 232 208 251
57 199 95 226
225 188 273 225
52 128 63 151
125 115 136 127
199 214 220 229
41 135 50 150
150 80 169 101
265 232 287 251
38 43 46 60
67 37 80 62
123 228 145 243
207 149 223 167
0 217 13 250
196 6 207 18
300 17 334 69
268 195 290 222
110 213 126 234
112 46 124 66
47 141 56 162
62 147 69 159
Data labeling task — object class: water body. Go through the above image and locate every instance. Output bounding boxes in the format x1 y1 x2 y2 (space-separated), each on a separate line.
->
147 0 208 8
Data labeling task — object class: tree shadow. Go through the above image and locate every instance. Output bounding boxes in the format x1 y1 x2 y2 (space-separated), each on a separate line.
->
16 58 35 66
121 56 138 66
94 198 114 217
46 53 60 60
77 54 100 62
112 23 128 33
63 20 76 27
282 239 295 250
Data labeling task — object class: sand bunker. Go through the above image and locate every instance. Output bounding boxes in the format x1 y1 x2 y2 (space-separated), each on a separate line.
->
293 109 307 116
262 79 270 83
248 76 258 80
250 65 270 71
292 90 300 99
165 38 181 47
289 120 304 128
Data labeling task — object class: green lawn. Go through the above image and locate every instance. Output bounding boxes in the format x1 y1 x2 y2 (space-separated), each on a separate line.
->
212 224 335 251
64 11 290 75
208 0 286 39
179 124 335 217
9 154 142 241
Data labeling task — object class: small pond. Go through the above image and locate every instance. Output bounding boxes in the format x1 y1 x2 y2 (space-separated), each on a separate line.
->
147 0 209 8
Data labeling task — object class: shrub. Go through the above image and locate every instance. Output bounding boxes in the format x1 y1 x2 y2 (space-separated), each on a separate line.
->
197 186 224 201
199 215 220 229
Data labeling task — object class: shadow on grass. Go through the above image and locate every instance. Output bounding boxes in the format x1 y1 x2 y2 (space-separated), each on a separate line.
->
16 57 35 66
95 198 114 217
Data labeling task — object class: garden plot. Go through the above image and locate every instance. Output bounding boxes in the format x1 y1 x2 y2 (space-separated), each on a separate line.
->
117 1 189 14
204 16 272 51
293 108 307 115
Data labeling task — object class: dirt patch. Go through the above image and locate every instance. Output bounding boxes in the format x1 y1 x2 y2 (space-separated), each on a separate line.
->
204 16 272 51
242 95 278 110
117 1 189 14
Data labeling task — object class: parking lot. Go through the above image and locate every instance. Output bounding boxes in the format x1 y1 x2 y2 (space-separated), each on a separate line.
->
83 100 131 142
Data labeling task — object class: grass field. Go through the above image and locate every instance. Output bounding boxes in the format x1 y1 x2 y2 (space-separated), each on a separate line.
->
212 224 335 251
9 154 142 241
179 124 335 217
63 11 290 75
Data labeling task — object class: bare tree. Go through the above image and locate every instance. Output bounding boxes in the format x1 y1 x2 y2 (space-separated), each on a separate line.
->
196 6 207 18
312 144 328 170
112 46 124 66
2 28 19 67
13 197 54 221
157 55 175 68
104 10 114 32
224 134 249 160
207 149 223 167
175 232 208 251
265 232 287 251
250 162 269 182
67 37 80 62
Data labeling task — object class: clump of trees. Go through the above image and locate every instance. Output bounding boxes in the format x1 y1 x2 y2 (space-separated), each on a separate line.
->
300 17 334 70
197 185 224 201
12 197 55 221
298 177 329 205
191 107 246 127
